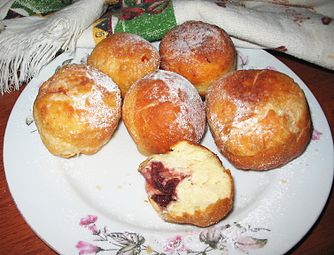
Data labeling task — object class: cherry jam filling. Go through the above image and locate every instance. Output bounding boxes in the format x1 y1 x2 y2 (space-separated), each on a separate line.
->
143 161 187 208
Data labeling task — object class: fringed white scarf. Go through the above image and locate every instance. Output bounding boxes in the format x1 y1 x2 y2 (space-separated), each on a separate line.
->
0 0 106 94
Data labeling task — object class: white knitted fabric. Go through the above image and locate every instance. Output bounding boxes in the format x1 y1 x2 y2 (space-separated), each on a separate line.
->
0 0 105 94
172 0 334 70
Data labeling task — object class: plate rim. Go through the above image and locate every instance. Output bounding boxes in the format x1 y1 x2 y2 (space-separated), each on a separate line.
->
3 47 334 255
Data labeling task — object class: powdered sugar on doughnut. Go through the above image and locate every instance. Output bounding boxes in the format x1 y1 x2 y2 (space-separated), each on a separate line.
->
208 90 255 138
72 87 120 129
86 66 120 93
162 21 228 60
118 32 151 45
116 33 160 66
69 65 121 129
145 70 205 141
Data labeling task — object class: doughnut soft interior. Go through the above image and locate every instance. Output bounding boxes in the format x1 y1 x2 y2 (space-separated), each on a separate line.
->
139 140 234 227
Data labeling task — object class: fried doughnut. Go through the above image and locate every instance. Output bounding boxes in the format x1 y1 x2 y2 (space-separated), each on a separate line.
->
122 70 206 155
206 69 312 170
87 32 160 97
33 64 122 158
159 20 236 97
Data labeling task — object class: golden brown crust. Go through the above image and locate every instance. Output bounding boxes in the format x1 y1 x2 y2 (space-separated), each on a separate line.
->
122 70 206 155
33 64 122 158
206 69 312 170
87 32 160 97
159 20 236 97
139 140 234 227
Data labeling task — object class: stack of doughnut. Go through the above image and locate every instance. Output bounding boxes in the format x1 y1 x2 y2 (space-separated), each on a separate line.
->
33 20 312 227
122 20 236 155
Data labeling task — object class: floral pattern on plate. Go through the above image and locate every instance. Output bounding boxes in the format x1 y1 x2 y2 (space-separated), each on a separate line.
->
76 215 270 254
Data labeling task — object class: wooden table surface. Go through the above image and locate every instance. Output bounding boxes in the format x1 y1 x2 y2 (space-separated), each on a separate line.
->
0 51 333 255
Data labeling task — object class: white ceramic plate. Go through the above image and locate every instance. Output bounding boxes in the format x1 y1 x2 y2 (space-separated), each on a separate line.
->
4 47 333 255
